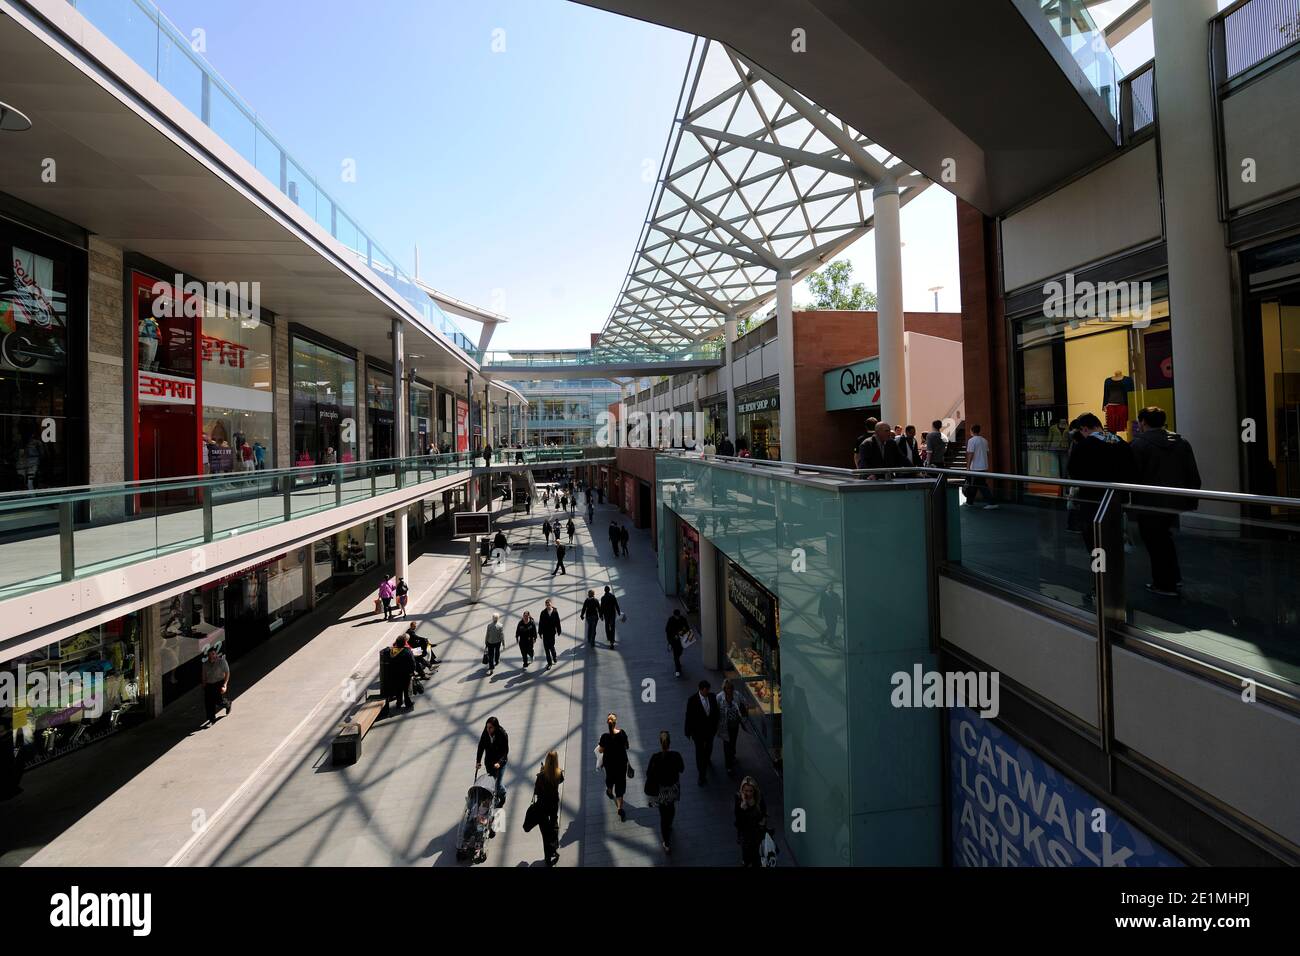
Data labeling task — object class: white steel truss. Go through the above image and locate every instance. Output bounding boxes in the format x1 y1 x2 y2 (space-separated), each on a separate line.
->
595 38 929 356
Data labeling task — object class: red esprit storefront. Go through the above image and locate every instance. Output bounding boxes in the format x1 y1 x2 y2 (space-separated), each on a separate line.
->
131 269 273 488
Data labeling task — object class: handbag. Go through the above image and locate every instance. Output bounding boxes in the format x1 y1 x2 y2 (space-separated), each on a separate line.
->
482 650 491 666
643 754 660 797
626 762 635 779
522 800 542 833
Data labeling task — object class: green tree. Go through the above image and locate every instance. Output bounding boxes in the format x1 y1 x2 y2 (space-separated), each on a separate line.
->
802 260 877 310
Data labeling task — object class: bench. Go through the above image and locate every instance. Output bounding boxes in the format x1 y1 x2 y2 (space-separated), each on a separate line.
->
331 698 385 766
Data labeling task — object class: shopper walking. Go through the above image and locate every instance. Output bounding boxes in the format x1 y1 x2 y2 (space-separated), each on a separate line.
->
645 731 686 854
200 647 231 726
516 610 538 668
542 518 552 546
600 585 623 648
394 577 409 618
539 598 561 668
475 717 509 807
665 609 688 677
587 499 594 522
552 541 567 577
717 679 748 775
597 713 631 822
684 680 720 785
1130 406 1201 597
718 434 735 457
484 613 505 675
924 420 948 468
581 589 601 647
1067 412 1135 561
533 750 563 866
377 576 396 620
856 420 904 474
619 524 630 557
734 776 769 868
963 424 997 508
608 520 620 556
566 517 575 544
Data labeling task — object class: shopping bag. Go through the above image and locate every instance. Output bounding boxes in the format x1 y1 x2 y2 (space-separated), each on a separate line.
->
761 830 779 867
374 597 381 613
593 744 604 770
681 629 697 650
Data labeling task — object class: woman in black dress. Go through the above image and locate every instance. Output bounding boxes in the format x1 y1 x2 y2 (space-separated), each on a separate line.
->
533 750 563 866
645 731 686 854
734 775 769 867
597 712 631 822
516 611 538 668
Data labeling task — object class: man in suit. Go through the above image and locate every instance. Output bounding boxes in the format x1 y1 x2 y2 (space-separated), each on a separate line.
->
856 421 905 476
599 585 622 647
538 598 561 668
552 541 567 576
684 680 721 785
898 425 921 466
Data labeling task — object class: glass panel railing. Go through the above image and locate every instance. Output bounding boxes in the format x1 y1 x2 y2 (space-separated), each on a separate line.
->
480 343 724 368
64 0 479 360
1032 0 1122 124
0 448 614 600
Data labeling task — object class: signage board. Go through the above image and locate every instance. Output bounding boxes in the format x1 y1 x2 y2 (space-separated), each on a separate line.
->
824 356 881 412
138 370 197 406
736 394 779 416
453 511 491 538
456 400 469 453
949 706 1182 867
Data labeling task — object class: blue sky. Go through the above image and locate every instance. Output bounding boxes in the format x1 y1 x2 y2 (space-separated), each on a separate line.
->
153 0 968 348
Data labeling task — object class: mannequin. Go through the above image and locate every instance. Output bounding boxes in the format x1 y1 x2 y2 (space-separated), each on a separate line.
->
1102 370 1134 433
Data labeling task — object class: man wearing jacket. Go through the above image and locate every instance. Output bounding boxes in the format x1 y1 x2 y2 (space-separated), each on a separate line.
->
475 717 509 807
1067 413 1136 560
1131 406 1201 597
856 421 905 475
684 680 721 786
538 598 562 668
599 585 622 647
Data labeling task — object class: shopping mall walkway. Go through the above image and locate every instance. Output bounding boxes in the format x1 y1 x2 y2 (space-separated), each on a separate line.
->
10 493 787 868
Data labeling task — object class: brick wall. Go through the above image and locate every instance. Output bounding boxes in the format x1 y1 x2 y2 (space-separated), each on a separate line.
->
791 309 964 467
87 237 125 491
956 198 1012 471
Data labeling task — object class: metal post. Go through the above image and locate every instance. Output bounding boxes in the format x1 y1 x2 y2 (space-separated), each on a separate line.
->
283 480 293 522
725 314 738 446
1093 489 1125 794
58 500 75 581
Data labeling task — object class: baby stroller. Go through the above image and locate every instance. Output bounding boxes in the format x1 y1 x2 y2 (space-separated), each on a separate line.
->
454 774 502 864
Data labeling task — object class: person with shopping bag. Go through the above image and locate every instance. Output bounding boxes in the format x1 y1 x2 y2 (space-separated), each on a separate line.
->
644 731 686 854
717 679 748 776
528 750 564 867
734 775 769 867
377 577 396 620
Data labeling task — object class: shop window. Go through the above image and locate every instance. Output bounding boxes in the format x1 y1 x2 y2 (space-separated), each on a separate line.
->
290 335 358 466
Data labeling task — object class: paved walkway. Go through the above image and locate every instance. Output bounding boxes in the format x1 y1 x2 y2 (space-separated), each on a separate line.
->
9 491 786 867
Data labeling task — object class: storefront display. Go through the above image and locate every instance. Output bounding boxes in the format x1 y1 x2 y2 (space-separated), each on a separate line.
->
201 303 273 472
132 270 201 483
456 398 469 453
2 612 144 769
410 382 433 456
367 364 395 460
1242 239 1300 499
736 389 780 459
291 334 357 466
332 519 378 584
723 561 781 764
0 226 86 495
1014 282 1173 482
677 522 700 612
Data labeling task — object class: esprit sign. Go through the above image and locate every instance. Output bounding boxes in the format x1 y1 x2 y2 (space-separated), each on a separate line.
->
824 356 881 411
138 371 196 405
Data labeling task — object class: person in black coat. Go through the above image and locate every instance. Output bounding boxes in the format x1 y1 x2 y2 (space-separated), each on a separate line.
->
566 518 575 544
717 435 735 457
665 609 688 677
619 524 630 557
516 611 538 667
534 751 564 866
608 520 619 555
1066 413 1136 557
542 518 552 546
684 680 721 785
856 422 905 475
599 586 622 647
552 541 567 576
580 589 602 647
382 636 415 710
538 599 561 668
475 717 509 806
734 776 769 867
645 731 686 854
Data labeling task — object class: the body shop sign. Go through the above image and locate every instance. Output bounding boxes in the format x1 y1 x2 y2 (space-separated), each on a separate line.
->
825 356 881 412
949 707 1181 867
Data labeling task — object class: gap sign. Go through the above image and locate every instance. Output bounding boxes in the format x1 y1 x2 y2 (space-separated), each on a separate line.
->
949 707 1182 867
824 356 881 411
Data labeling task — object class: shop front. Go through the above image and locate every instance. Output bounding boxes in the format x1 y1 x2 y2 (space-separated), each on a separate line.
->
436 387 455 453
1013 280 1173 484
703 398 728 442
736 386 781 460
290 330 358 467
0 219 87 499
410 382 433 456
366 363 395 461
2 611 145 776
722 560 781 766
677 520 700 613
1241 236 1300 499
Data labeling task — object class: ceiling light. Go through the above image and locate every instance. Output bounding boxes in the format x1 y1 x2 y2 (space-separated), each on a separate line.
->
0 101 32 132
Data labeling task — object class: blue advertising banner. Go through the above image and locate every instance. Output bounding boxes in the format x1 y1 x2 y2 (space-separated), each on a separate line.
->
949 707 1182 867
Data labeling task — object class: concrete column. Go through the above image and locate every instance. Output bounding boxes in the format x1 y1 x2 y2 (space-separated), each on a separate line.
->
356 351 368 461
141 601 163 718
775 271 798 462
391 319 408 580
87 237 126 492
1151 0 1238 492
873 182 907 429
692 373 702 448
699 535 720 670
725 315 738 445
